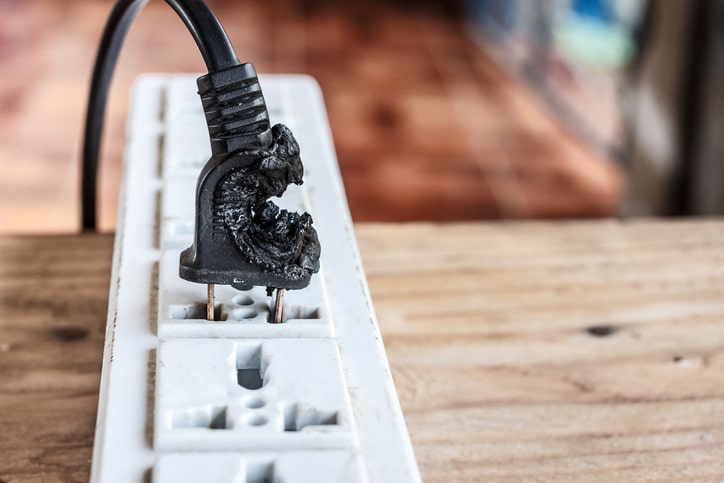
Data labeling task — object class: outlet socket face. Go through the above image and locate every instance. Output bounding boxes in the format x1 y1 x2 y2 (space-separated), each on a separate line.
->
158 252 332 338
153 452 366 483
155 338 354 451
90 75 421 483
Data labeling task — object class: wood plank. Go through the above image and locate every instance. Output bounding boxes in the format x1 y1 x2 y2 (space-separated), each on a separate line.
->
1 220 724 480
357 220 724 482
0 234 113 482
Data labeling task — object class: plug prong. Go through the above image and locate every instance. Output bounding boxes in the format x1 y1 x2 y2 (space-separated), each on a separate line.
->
207 284 215 321
273 288 285 324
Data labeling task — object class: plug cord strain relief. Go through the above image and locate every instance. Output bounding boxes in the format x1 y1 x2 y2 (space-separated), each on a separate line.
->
197 63 272 154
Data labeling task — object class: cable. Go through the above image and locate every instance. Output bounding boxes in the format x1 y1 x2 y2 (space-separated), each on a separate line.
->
165 0 239 71
81 0 239 230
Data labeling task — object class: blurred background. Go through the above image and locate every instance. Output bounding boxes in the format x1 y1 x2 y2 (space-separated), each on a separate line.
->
0 0 721 233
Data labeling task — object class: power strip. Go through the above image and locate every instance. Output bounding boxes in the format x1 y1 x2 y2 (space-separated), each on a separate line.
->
90 75 421 482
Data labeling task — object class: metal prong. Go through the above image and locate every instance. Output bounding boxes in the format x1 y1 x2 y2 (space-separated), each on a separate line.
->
273 288 285 324
207 284 215 321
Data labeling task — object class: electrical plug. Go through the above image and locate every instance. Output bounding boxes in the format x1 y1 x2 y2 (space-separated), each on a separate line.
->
178 63 321 319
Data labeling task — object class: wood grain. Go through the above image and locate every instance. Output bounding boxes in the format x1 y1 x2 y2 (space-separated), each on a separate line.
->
358 220 724 482
1 220 724 481
0 235 113 482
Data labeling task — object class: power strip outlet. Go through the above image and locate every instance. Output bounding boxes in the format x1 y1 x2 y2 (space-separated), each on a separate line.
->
89 75 421 483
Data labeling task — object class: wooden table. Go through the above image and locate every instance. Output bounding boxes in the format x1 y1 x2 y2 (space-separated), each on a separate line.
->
1 220 724 481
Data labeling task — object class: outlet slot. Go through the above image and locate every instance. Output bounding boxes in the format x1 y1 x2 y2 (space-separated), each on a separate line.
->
267 305 320 324
236 344 264 390
170 303 227 321
237 369 263 390
247 462 274 483
283 404 339 432
171 406 228 430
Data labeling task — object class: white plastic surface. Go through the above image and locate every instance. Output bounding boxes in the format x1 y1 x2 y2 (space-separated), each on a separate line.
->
155 338 353 451
90 74 421 482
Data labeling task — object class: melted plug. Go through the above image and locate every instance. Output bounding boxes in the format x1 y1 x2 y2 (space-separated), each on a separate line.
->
179 63 321 321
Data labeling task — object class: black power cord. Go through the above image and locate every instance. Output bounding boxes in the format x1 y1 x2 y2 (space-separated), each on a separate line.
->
81 0 238 231
83 0 321 319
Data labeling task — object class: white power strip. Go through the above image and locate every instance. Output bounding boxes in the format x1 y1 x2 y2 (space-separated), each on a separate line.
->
89 75 421 483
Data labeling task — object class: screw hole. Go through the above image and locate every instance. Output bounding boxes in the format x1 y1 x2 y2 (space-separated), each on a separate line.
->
53 326 89 341
586 325 617 337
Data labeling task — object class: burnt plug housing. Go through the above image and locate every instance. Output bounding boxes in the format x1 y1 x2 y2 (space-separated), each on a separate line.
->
179 63 321 291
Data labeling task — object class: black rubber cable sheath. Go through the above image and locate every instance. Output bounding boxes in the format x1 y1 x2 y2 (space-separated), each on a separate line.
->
81 0 239 230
